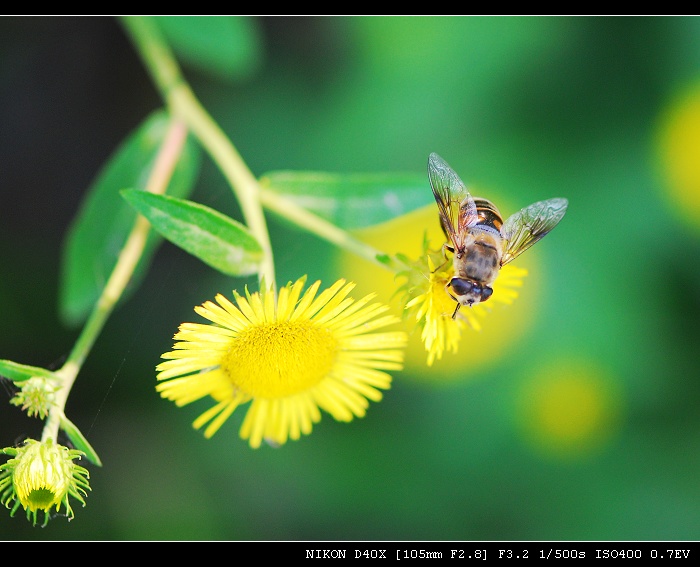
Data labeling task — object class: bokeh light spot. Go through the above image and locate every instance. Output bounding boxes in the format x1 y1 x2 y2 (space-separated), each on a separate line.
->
515 358 622 459
656 82 700 232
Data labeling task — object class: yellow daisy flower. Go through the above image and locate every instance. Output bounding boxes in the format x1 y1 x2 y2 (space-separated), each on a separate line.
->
400 243 526 366
156 276 407 448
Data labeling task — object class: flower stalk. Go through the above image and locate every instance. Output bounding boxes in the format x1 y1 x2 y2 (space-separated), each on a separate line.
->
121 16 276 291
258 186 407 273
121 17 412 288
41 119 188 443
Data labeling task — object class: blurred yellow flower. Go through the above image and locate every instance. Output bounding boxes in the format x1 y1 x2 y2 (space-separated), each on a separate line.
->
657 82 700 231
0 438 90 526
515 358 622 459
156 276 407 448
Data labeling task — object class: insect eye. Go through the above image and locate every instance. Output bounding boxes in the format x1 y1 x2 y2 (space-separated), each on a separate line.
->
450 278 475 296
481 286 494 302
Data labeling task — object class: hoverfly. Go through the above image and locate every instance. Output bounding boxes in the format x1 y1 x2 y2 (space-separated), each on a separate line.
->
428 152 568 319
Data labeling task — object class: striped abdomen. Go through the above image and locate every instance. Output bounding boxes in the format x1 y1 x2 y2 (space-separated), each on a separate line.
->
473 198 504 232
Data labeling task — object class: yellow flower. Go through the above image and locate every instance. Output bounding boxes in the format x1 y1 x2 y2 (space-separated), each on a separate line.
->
0 438 90 526
156 276 407 448
399 242 527 366
339 204 539 379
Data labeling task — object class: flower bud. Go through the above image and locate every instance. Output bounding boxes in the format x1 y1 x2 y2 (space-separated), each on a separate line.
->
0 438 90 526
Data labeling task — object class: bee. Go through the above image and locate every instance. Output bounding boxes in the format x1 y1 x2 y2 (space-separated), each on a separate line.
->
428 152 568 319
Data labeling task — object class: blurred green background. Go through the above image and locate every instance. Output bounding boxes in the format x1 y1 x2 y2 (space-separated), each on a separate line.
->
2 16 700 540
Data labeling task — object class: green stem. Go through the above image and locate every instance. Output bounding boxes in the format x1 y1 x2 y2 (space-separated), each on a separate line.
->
42 120 188 443
120 16 276 291
119 17 404 284
258 187 406 273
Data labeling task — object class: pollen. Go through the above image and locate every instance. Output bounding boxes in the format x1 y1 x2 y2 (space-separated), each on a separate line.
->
223 320 339 398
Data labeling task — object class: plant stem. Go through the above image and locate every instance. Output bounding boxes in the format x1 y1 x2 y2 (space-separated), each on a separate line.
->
258 187 406 273
120 17 407 282
42 120 188 443
120 16 276 291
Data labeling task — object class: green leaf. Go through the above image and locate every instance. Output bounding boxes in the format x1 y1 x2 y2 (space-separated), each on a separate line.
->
60 415 102 467
59 110 201 327
0 360 55 383
155 16 262 81
259 170 431 229
121 190 263 277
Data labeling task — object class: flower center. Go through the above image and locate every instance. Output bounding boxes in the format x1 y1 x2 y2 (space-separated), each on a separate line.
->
26 488 57 511
223 320 339 398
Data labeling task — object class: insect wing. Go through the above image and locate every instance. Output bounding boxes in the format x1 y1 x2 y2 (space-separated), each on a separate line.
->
428 153 477 249
500 197 568 265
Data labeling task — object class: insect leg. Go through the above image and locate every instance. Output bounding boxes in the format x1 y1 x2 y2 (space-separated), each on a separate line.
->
445 283 462 319
432 243 454 273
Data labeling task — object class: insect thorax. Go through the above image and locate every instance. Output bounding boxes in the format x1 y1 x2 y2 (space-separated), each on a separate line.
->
457 228 502 284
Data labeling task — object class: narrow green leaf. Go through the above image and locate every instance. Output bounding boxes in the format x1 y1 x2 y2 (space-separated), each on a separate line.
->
155 16 262 81
259 170 431 229
59 110 201 327
0 360 55 383
121 190 263 277
60 415 102 467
